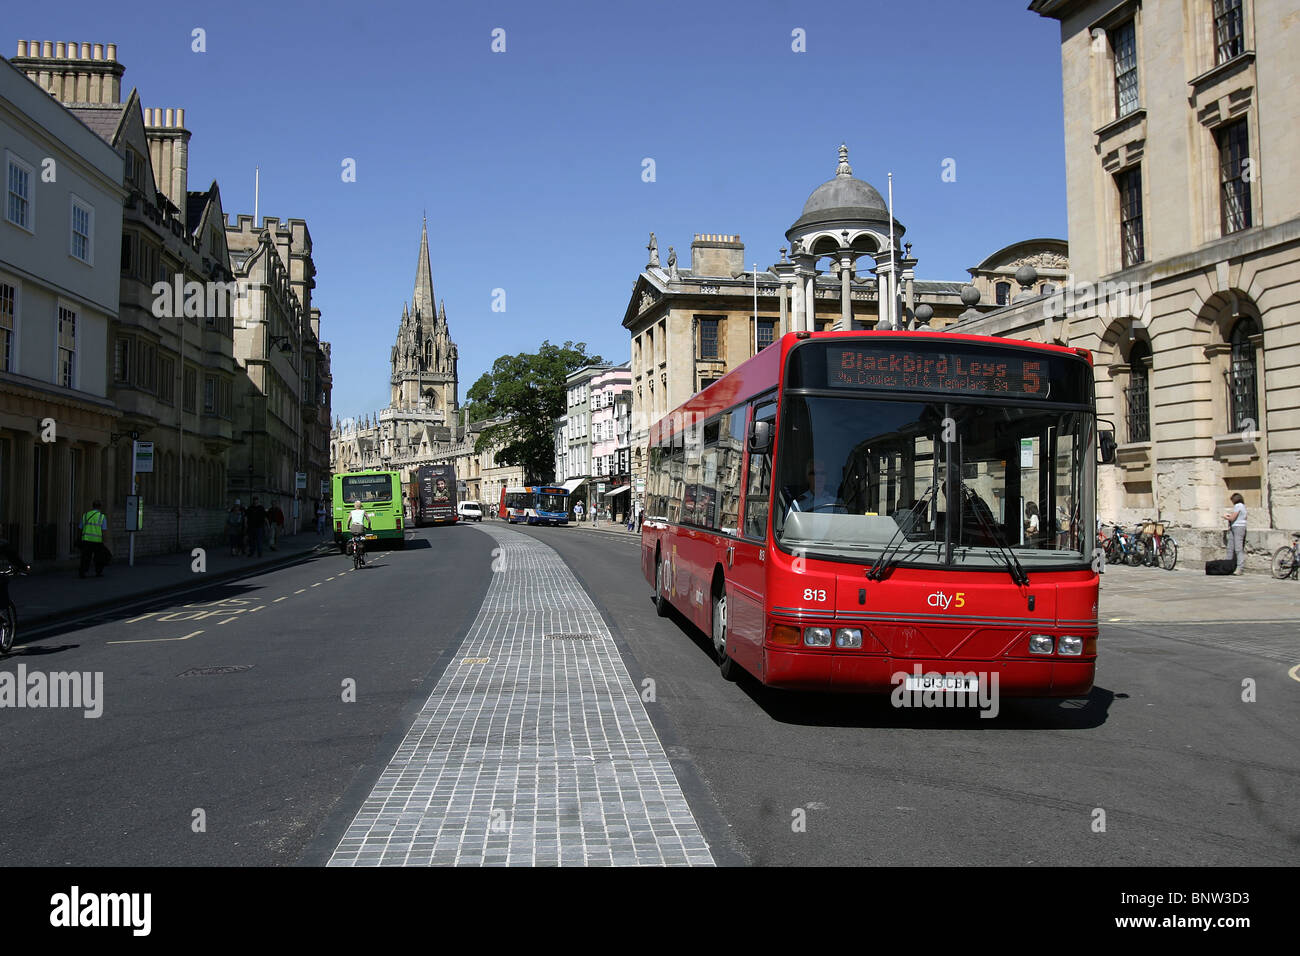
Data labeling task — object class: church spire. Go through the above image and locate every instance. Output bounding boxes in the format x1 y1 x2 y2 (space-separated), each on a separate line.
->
413 217 435 319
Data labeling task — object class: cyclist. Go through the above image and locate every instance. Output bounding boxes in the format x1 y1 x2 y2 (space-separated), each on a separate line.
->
348 500 371 563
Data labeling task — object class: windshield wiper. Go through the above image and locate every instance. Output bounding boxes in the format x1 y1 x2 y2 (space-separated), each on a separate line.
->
958 481 1029 587
867 485 936 581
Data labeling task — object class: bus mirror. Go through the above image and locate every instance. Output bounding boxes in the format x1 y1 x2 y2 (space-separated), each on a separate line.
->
1098 430 1117 464
749 420 772 452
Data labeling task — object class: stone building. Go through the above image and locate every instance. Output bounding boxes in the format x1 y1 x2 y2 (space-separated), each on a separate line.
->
329 221 521 503
952 0 1300 567
224 215 328 530
0 51 123 565
622 145 1009 495
7 41 244 557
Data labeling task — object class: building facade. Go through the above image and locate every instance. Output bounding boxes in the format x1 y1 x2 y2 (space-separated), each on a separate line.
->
1 51 124 564
225 215 327 531
957 0 1300 567
622 146 1018 496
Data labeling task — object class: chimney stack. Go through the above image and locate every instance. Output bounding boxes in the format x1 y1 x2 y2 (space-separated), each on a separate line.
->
11 39 124 105
690 233 746 278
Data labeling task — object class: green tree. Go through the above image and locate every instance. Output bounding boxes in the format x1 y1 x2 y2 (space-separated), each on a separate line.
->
466 341 604 483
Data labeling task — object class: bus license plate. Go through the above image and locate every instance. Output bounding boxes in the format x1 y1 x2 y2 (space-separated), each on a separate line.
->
904 674 979 693
364 534 377 540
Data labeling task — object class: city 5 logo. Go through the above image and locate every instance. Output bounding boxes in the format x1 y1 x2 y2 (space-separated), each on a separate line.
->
927 590 965 610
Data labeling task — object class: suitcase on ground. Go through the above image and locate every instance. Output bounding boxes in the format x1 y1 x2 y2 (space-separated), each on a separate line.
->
1205 558 1236 575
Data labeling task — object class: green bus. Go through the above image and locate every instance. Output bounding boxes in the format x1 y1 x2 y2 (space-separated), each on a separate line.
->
331 470 406 552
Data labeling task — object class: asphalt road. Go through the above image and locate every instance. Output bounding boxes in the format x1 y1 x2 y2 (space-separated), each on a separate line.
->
0 525 495 866
522 524 1300 866
3 519 1295 866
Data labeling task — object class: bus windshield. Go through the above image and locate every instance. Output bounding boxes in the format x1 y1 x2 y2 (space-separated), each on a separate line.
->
341 474 394 503
774 394 1093 570
537 492 567 513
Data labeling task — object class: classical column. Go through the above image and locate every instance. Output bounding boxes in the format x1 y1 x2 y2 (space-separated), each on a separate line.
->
11 432 34 558
838 255 854 331
790 274 805 332
804 271 817 332
778 283 789 336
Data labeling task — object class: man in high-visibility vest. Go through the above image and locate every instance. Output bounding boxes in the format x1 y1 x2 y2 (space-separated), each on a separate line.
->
78 500 109 578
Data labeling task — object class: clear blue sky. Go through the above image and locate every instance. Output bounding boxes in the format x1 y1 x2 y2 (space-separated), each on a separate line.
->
10 0 1068 420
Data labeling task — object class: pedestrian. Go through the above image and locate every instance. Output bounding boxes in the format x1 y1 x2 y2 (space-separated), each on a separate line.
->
1222 492 1247 575
245 496 268 558
267 501 285 551
1025 501 1040 539
574 500 584 523
316 500 327 538
78 499 110 578
637 505 645 532
227 499 246 556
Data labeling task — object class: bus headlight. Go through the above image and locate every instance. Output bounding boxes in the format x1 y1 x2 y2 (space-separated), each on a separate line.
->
1028 634 1055 655
1058 635 1084 656
835 628 862 648
803 627 832 647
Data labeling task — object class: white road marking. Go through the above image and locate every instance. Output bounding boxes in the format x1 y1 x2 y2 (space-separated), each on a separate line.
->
274 596 288 603
295 589 306 594
109 630 203 645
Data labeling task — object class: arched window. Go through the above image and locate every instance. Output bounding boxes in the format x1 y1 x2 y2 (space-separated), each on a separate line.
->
1125 340 1151 443
1229 317 1259 432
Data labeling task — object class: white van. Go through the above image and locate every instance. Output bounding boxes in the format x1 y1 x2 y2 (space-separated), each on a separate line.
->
457 501 483 522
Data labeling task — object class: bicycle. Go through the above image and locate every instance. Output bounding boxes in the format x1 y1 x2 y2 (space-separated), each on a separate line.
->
1102 521 1142 566
0 538 32 657
348 529 367 570
1136 518 1177 570
1271 532 1300 580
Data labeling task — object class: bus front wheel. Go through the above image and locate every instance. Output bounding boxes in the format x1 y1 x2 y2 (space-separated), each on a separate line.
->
712 587 738 681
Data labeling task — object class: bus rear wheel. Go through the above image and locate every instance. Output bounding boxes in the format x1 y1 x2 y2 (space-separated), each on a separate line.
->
712 587 737 681
654 557 670 617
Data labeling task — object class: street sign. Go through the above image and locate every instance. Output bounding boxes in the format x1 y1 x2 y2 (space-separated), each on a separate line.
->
1020 439 1034 467
133 440 154 473
295 472 307 489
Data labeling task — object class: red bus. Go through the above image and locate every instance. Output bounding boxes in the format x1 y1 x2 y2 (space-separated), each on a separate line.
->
641 330 1113 696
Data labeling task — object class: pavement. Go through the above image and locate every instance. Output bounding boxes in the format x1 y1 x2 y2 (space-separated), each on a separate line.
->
1098 560 1300 623
8 529 337 630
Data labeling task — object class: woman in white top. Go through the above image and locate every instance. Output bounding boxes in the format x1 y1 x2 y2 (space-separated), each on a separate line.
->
1222 493 1247 574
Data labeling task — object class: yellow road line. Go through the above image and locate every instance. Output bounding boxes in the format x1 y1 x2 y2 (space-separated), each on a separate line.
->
1289 664 1300 683
295 589 306 594
124 611 160 624
311 583 321 588
109 630 203 645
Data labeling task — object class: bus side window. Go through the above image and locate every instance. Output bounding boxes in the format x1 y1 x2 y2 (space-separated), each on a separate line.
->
743 401 776 541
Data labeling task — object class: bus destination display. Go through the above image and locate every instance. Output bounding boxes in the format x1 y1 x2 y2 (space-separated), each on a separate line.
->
827 346 1046 397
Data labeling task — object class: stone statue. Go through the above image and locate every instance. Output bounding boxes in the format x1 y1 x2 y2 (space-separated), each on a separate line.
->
667 246 678 279
647 232 659 268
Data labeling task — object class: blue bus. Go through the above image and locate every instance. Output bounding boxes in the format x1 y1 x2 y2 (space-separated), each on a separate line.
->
501 485 570 525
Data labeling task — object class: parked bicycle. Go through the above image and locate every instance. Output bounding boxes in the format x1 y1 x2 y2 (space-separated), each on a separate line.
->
1102 521 1142 566
1136 518 1178 570
1271 532 1300 580
0 538 33 657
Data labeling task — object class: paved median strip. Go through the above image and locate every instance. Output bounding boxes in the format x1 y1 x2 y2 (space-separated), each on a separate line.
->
328 527 714 867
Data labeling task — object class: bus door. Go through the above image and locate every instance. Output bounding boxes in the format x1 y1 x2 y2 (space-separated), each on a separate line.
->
727 398 775 674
